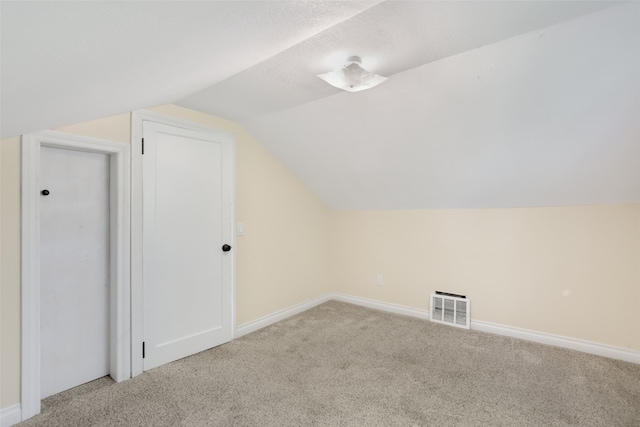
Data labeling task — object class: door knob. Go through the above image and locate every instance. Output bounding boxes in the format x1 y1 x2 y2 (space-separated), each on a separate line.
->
41 189 50 196
222 244 232 252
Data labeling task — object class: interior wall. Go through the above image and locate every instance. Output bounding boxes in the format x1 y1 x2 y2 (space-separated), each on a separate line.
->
0 105 330 408
1 137 22 408
329 205 640 351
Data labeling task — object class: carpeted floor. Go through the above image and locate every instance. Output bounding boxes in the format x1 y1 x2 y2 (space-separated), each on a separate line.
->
19 301 640 426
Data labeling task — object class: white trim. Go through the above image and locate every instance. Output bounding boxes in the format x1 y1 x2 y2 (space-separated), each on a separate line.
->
21 131 130 421
331 293 430 320
471 319 640 364
130 110 236 376
329 294 639 364
130 113 144 378
235 294 332 338
238 292 639 364
331 294 639 364
0 404 21 427
21 138 41 420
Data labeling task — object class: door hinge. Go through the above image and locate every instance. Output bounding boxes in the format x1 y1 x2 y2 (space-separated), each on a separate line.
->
142 341 145 359
141 138 144 155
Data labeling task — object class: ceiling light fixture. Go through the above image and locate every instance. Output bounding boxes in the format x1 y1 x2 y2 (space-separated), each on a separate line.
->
318 56 387 92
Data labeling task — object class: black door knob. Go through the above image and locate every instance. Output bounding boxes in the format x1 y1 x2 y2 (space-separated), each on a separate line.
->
41 189 50 196
222 244 232 252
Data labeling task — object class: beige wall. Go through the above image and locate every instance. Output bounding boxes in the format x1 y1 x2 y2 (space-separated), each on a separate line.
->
1 137 22 407
329 205 640 350
55 113 132 144
0 105 330 408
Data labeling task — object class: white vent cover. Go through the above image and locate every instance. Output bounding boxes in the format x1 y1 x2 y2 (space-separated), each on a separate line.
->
430 292 470 329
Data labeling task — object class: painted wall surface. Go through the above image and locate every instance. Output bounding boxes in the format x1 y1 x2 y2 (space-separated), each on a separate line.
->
329 205 640 350
55 113 132 144
1 137 22 407
0 105 330 408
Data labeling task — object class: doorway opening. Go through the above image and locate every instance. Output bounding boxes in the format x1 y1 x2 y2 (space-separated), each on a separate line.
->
130 110 236 377
21 131 130 421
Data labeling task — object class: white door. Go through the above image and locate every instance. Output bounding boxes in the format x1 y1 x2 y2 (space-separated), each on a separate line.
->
40 146 110 398
142 121 233 370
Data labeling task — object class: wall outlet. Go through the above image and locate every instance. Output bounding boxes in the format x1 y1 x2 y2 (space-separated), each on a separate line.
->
377 274 383 286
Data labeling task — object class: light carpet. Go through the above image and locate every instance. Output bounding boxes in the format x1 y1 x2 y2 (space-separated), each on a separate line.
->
19 301 640 426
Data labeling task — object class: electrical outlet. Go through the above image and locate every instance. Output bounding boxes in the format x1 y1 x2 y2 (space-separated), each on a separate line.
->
377 274 383 286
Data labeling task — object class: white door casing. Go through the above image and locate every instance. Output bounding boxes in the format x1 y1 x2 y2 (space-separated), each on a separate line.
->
21 131 130 421
40 147 110 398
131 111 235 375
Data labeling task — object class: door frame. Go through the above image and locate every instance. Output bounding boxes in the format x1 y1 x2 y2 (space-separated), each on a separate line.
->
130 110 236 377
21 131 130 421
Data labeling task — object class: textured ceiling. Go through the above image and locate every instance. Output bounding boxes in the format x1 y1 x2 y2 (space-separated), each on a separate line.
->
177 1 618 122
2 1 638 210
0 0 381 138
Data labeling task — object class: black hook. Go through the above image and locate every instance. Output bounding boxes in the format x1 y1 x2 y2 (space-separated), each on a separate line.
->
41 189 50 196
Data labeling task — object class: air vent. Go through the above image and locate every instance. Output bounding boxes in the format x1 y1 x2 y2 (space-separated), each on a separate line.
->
430 292 470 329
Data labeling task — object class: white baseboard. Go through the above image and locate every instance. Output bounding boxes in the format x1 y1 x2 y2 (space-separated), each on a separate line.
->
471 319 640 365
331 293 430 320
331 293 639 364
235 294 332 338
0 404 21 427
235 292 639 365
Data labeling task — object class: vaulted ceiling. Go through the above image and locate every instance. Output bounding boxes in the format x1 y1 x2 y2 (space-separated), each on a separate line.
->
2 1 638 209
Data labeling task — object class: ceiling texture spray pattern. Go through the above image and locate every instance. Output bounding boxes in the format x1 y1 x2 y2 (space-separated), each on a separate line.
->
0 0 381 138
2 1 638 210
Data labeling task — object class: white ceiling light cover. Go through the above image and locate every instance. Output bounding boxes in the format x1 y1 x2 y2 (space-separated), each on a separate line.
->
318 56 387 92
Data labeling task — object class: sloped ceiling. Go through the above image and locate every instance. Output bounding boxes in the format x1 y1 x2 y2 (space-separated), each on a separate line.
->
0 0 381 138
2 1 639 210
